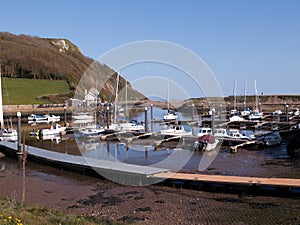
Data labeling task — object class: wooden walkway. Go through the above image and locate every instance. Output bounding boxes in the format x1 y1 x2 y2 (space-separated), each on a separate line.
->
1 142 300 191
153 172 300 187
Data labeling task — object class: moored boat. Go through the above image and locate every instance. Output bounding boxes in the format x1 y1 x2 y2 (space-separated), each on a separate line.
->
28 114 60 122
197 127 212 137
194 134 219 151
160 124 192 137
40 123 66 136
76 127 105 138
259 132 282 146
163 110 178 121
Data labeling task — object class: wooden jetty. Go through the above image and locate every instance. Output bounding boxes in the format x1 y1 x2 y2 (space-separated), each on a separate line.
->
153 172 300 188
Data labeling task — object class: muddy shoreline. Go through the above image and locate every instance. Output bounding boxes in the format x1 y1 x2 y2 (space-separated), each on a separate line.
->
1 151 300 224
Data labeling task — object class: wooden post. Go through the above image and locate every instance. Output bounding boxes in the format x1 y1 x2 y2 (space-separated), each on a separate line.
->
150 104 153 132
106 106 110 129
145 146 148 158
285 104 289 122
192 103 195 119
144 107 148 132
17 112 23 168
64 105 67 126
211 108 215 135
21 130 26 207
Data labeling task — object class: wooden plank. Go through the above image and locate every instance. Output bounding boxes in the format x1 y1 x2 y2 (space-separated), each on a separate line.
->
152 172 300 187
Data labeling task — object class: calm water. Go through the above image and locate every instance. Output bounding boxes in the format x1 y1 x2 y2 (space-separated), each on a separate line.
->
11 107 299 178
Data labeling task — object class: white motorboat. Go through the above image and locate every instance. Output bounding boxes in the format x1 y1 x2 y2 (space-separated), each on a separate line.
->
28 114 47 121
0 128 18 142
72 114 94 120
160 124 192 137
229 129 253 140
289 108 300 116
76 127 105 137
118 121 145 131
197 127 212 137
273 110 283 115
229 115 245 122
214 128 230 138
40 123 66 136
108 120 145 132
248 110 264 120
28 114 60 122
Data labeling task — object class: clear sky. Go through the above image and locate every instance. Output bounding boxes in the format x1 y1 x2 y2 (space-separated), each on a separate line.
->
1 0 300 97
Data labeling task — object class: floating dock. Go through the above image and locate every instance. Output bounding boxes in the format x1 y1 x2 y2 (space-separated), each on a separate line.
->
0 142 169 186
1 141 300 197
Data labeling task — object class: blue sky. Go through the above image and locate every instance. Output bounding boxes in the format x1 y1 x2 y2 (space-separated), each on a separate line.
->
1 0 300 97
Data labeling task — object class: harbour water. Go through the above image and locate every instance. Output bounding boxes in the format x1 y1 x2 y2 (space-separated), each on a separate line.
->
21 107 300 179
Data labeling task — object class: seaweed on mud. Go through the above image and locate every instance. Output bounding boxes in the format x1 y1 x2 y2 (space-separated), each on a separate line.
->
155 200 165 204
117 216 148 223
136 207 151 212
249 202 279 209
121 191 140 196
78 192 124 207
215 197 245 204
133 195 144 200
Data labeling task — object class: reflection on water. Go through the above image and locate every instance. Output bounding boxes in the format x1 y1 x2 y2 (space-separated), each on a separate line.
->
21 107 300 177
24 131 299 177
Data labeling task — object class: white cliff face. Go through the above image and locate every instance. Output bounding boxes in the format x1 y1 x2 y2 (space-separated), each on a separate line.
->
51 39 82 53
51 39 69 52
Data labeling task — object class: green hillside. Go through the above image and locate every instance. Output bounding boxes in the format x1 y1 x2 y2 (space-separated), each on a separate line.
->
2 78 71 104
0 32 145 103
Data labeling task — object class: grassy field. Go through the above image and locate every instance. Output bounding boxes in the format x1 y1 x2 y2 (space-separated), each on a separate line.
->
1 78 71 105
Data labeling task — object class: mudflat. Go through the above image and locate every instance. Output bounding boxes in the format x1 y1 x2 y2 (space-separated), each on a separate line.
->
0 155 300 225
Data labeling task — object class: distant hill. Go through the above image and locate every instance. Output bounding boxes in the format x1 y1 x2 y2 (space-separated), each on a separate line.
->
0 32 145 103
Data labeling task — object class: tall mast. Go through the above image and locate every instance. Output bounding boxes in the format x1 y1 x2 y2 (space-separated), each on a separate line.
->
114 73 120 124
233 79 237 110
243 80 247 110
167 80 170 111
254 80 258 111
0 68 3 129
125 78 128 120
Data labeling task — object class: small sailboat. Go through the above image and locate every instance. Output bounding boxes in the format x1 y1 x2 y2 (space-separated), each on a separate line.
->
248 80 264 120
240 81 252 117
0 70 17 142
163 81 178 121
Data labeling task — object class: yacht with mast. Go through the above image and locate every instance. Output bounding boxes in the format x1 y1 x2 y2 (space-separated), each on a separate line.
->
0 69 18 141
248 80 264 120
163 81 178 121
107 73 145 132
